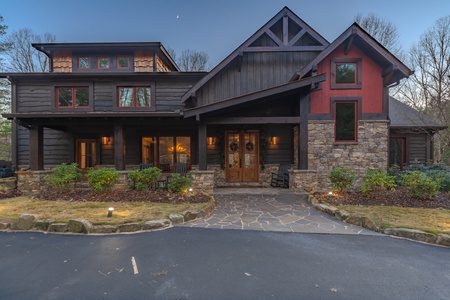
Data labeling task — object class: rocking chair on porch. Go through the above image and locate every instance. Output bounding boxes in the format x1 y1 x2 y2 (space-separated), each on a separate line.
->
270 164 290 188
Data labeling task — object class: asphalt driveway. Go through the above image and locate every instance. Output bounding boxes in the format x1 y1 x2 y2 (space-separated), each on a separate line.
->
181 188 377 235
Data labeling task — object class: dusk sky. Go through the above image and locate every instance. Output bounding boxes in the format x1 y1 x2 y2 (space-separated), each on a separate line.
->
2 0 449 68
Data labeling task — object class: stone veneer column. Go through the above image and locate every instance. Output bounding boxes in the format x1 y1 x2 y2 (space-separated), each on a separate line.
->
16 170 52 194
190 170 215 193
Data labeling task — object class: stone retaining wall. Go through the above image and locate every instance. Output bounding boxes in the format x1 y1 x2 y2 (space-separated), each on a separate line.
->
0 177 17 191
16 170 52 194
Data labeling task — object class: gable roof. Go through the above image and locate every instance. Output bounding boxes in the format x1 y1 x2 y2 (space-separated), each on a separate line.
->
292 23 412 85
389 97 446 129
33 42 180 72
181 6 329 103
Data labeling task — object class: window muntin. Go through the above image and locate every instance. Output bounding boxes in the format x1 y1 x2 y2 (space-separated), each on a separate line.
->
335 102 357 142
97 57 110 69
118 87 151 107
78 57 90 69
117 57 130 69
57 87 89 108
335 63 356 84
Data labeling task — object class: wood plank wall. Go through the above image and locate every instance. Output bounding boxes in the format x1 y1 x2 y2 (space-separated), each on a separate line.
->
197 51 318 105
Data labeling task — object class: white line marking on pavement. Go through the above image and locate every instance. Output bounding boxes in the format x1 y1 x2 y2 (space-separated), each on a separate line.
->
131 256 139 275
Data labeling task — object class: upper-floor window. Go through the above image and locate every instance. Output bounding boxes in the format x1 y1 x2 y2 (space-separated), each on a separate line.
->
78 57 90 69
57 87 89 108
117 57 130 69
97 57 110 69
331 58 362 89
118 87 151 107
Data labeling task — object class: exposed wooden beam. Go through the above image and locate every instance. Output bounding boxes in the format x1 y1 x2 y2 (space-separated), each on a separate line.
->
206 116 301 125
29 125 43 170
264 30 283 47
114 123 125 170
344 34 355 55
244 46 325 52
382 65 398 77
283 15 289 45
198 122 207 170
287 28 306 47
299 94 309 170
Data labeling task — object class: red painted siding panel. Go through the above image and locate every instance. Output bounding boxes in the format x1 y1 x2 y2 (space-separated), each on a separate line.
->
310 44 383 114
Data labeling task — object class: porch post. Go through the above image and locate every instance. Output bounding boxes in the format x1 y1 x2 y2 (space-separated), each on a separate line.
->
29 125 44 170
299 94 309 170
114 123 126 170
198 121 207 170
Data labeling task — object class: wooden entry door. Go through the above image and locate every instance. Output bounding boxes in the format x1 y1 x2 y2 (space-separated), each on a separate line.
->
76 139 97 169
225 131 259 182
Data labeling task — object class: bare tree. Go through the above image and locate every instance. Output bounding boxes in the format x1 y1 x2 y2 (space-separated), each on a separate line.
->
177 49 209 72
0 15 11 160
355 13 401 56
399 16 450 163
4 28 55 72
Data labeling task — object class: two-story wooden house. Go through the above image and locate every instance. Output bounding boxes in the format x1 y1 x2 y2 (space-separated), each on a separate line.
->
1 7 444 192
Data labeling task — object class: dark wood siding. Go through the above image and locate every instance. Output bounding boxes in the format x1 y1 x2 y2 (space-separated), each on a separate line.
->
17 83 52 112
409 133 428 163
197 51 319 106
18 127 71 167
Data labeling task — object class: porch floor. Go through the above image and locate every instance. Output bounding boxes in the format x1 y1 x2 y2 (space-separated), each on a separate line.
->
180 188 379 235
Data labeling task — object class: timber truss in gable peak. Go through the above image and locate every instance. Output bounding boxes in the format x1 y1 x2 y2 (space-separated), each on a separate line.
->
244 7 329 53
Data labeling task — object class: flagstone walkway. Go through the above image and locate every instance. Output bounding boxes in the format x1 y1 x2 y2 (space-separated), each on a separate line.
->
181 188 379 235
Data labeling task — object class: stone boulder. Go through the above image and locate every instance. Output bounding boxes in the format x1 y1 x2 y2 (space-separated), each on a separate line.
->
48 223 68 233
383 228 437 244
184 211 200 222
436 234 450 247
16 214 36 230
169 214 184 224
34 219 54 231
142 219 170 230
0 218 11 230
91 225 117 234
117 223 141 232
68 219 93 234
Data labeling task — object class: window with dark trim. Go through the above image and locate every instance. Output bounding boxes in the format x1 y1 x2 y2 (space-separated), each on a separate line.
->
335 101 357 142
97 57 110 69
118 87 152 107
389 137 406 168
56 87 90 108
142 136 191 171
78 57 90 69
117 56 130 69
331 58 362 89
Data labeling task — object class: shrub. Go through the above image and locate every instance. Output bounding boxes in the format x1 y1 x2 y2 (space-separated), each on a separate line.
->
45 163 82 189
167 173 191 193
86 167 119 192
426 170 450 192
128 167 162 191
361 169 397 195
400 171 440 199
328 166 356 193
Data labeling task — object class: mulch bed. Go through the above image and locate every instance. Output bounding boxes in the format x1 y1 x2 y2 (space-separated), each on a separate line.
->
314 187 450 210
0 189 22 200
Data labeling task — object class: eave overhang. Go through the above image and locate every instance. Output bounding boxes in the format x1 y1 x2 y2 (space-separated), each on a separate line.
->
0 72 207 81
184 73 326 118
2 111 183 120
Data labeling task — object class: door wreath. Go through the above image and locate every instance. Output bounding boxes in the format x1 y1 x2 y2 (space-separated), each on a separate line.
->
245 141 254 151
229 141 239 151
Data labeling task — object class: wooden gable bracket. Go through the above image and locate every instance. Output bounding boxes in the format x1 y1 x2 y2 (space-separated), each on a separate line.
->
382 65 399 86
344 28 357 55
237 52 243 72
14 118 31 129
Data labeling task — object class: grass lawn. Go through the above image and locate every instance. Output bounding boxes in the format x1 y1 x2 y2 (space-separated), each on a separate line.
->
338 205 450 234
0 196 213 225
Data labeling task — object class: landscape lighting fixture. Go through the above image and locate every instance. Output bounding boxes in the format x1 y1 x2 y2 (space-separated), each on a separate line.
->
107 207 114 218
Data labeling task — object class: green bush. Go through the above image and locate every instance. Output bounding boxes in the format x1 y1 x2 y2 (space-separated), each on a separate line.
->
86 167 119 192
328 166 356 193
128 167 162 191
400 170 440 199
167 173 191 193
426 170 450 192
45 163 82 189
361 169 397 195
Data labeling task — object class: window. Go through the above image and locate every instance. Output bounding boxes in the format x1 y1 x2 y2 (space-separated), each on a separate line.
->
142 136 191 170
389 137 406 168
56 87 89 108
78 57 90 69
118 87 151 107
335 102 357 142
117 57 130 69
97 57 110 69
331 58 362 89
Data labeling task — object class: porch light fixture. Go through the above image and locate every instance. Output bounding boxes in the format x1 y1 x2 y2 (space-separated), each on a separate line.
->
107 207 114 218
207 137 215 145
102 136 112 145
271 136 278 145
328 191 333 196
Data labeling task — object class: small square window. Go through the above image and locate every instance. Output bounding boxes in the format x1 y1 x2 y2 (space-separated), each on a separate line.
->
58 88 73 107
118 87 134 107
117 57 130 69
335 63 356 84
331 58 361 89
75 87 89 107
79 57 90 69
98 57 110 69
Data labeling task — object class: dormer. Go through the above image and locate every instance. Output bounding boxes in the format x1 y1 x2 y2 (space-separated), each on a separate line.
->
32 42 179 73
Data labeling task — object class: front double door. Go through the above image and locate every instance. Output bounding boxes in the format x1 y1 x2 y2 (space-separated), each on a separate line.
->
225 131 259 182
